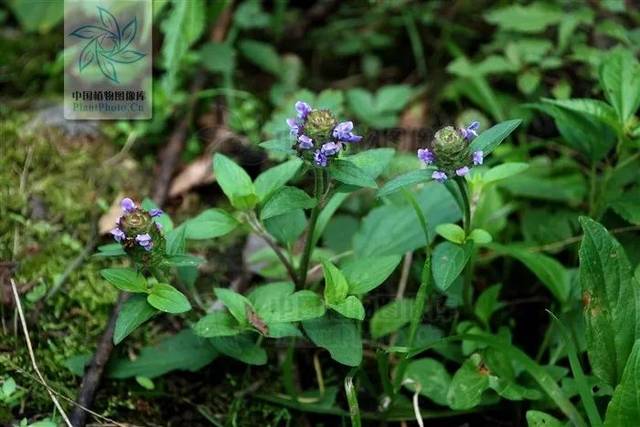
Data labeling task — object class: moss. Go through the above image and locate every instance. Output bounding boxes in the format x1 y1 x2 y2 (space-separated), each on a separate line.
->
0 110 134 419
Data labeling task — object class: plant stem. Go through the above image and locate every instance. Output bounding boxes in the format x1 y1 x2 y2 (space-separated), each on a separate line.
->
455 177 475 313
455 177 471 234
391 190 432 395
246 212 298 284
298 168 324 287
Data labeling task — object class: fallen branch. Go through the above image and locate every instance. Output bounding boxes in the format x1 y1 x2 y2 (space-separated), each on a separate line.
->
69 292 128 427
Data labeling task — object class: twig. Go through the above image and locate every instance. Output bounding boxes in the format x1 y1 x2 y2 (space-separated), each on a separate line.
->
69 292 129 427
11 279 73 426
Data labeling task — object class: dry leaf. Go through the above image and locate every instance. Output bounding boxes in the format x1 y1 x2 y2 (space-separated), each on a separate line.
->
169 156 215 197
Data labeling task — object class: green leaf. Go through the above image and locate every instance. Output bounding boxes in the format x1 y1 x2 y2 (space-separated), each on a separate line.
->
432 242 473 292
160 0 206 94
532 102 616 161
435 223 466 244
259 138 296 155
238 39 281 75
100 268 147 293
539 98 618 130
474 284 503 327
526 411 564 427
209 334 267 365
468 228 493 245
469 119 522 155
214 288 252 324
114 294 158 345
484 3 562 33
411 334 586 426
343 148 395 180
342 255 401 294
142 198 174 232
2 376 16 397
376 169 432 198
8 0 63 33
482 163 530 184
579 217 638 386
490 243 571 303
322 260 349 305
199 42 235 74
264 209 307 245
192 311 242 337
403 358 451 406
303 313 362 366
94 243 126 258
329 296 365 320
258 289 325 323
166 254 205 267
599 49 640 125
248 281 294 308
329 159 377 189
108 329 217 378
184 209 238 240
254 158 303 201
260 186 316 220
447 354 491 410
213 153 257 209
147 283 191 314
354 183 461 257
375 85 413 112
603 340 640 426
370 298 415 339
135 376 155 390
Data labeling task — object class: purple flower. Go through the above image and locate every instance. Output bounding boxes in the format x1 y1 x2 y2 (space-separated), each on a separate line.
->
135 233 153 251
417 148 435 165
149 208 163 218
295 101 312 120
456 166 470 176
314 150 328 167
333 121 362 143
286 118 301 137
472 150 484 165
298 134 314 150
110 227 125 242
120 197 136 213
321 142 341 156
460 121 480 140
432 171 447 183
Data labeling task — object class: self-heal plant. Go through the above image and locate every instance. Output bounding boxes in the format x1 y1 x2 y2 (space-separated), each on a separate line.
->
417 121 483 182
110 197 166 268
98 197 196 344
287 100 362 167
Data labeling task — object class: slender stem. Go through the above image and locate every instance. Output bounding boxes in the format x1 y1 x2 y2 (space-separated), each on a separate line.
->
298 168 324 287
455 177 471 234
247 212 298 283
391 190 432 396
455 177 474 313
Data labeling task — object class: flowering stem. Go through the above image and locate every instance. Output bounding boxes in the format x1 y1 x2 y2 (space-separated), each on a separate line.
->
391 190 432 395
455 177 474 313
455 177 471 234
298 168 324 287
